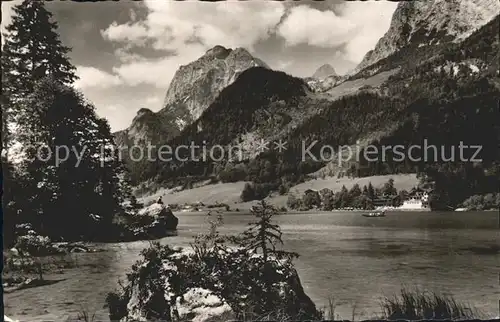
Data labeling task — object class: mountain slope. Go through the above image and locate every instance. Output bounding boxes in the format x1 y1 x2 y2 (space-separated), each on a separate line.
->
115 46 267 146
114 46 269 182
114 108 180 147
354 0 500 73
152 14 499 207
132 2 499 209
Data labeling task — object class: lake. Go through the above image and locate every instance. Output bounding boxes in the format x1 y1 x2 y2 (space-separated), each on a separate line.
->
3 211 499 321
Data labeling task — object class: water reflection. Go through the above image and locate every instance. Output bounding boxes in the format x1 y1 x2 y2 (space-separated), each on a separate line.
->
4 211 498 320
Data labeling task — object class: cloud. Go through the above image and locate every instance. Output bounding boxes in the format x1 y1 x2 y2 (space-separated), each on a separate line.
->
277 5 357 47
338 1 398 63
146 96 161 105
137 0 285 50
101 21 149 46
275 60 293 70
114 47 149 63
101 1 285 88
74 66 123 89
111 46 205 88
277 2 397 63
97 104 138 132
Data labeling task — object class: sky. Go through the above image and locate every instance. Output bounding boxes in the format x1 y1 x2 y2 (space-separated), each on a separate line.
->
1 0 398 132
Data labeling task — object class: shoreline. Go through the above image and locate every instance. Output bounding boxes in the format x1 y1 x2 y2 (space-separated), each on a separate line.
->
173 208 499 216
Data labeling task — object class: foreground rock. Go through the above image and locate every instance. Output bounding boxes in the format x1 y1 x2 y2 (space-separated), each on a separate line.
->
131 203 179 239
106 244 321 322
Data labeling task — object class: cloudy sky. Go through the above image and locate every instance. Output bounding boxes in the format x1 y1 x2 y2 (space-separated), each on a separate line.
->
1 0 398 132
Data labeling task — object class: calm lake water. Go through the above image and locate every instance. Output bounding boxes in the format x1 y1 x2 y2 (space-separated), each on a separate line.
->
4 211 499 321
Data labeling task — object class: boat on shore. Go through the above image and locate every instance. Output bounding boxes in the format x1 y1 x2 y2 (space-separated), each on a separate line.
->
362 210 386 217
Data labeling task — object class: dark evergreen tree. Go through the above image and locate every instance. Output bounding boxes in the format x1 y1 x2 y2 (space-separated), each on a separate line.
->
367 182 376 200
240 183 256 202
382 179 397 196
348 183 362 200
237 200 298 262
16 78 127 240
235 200 298 310
2 0 77 101
335 185 350 208
2 0 78 157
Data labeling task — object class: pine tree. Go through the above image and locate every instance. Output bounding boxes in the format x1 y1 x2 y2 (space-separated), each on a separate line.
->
235 200 298 311
362 185 369 196
348 183 362 199
382 178 397 196
336 185 349 208
2 1 137 241
2 0 77 101
367 182 376 200
236 201 298 264
16 78 126 240
1 0 78 153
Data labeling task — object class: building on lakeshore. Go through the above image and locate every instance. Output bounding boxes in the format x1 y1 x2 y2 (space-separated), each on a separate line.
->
399 187 432 210
372 193 400 208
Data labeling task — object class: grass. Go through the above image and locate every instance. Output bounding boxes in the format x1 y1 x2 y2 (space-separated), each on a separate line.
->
379 288 477 320
139 181 248 206
66 308 97 322
76 309 97 322
319 288 477 321
322 295 340 320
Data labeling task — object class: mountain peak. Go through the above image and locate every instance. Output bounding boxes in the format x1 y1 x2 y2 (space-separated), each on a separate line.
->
134 108 154 119
204 45 232 59
136 107 153 114
354 0 500 72
161 46 268 128
312 64 337 80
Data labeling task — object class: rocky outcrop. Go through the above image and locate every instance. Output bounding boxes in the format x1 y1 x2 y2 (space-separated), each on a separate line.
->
175 288 234 322
113 107 181 150
355 0 500 73
131 203 179 239
107 245 321 322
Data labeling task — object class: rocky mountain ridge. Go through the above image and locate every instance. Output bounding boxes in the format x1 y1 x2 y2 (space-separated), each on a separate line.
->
114 46 268 159
354 0 500 73
118 1 499 196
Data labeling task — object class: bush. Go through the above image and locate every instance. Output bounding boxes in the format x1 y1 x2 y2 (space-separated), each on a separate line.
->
286 193 302 210
302 190 321 210
461 192 500 210
240 182 277 202
12 224 58 256
106 208 321 321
